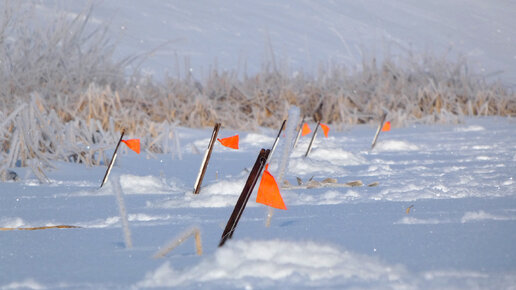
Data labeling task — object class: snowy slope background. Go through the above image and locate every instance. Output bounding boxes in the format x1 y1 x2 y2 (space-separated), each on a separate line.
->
33 0 516 87
1 1 516 289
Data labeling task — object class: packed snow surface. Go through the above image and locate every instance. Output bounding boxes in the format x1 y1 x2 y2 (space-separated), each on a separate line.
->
1 117 515 289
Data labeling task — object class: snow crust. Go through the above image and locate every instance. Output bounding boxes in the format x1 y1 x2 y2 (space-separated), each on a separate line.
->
138 239 413 288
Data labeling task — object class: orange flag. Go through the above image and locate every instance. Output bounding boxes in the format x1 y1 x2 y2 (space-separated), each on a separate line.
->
256 165 287 210
301 123 311 136
121 139 140 154
320 123 330 138
217 135 239 149
382 121 391 132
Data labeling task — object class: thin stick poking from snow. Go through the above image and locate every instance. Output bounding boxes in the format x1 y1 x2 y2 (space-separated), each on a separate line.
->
371 113 387 150
112 175 133 249
153 227 202 258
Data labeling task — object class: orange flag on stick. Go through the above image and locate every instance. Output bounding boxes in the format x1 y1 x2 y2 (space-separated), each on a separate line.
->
382 121 391 132
256 165 287 210
121 139 140 154
301 123 311 136
320 123 330 138
217 135 239 149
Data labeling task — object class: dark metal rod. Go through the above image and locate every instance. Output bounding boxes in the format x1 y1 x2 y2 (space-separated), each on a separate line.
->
371 113 387 150
304 121 320 158
219 149 270 247
266 120 286 164
193 123 221 194
100 130 125 188
292 116 305 150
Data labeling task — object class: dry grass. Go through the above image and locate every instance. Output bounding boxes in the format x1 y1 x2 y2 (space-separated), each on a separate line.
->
1 2 515 178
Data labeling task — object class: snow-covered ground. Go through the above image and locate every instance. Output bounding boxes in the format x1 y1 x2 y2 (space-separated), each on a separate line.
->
32 0 516 87
1 117 515 288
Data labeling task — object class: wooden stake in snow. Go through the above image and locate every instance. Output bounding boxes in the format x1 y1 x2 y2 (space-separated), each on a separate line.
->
371 113 387 150
219 149 270 247
153 227 203 258
266 120 286 164
112 175 133 249
304 121 320 158
193 123 221 194
100 130 125 188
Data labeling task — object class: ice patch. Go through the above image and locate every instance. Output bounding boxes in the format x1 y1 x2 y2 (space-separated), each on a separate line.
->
432 184 449 193
476 156 492 161
444 166 466 173
192 137 211 151
0 217 27 228
395 217 443 225
366 164 393 176
372 184 428 201
423 270 489 280
1 278 45 290
53 180 97 187
288 158 344 176
79 214 173 228
81 216 120 228
68 175 177 197
291 189 361 205
374 140 419 151
148 179 247 208
241 133 274 147
203 179 245 196
128 213 172 222
119 174 170 194
24 180 43 186
137 239 412 288
461 210 516 223
472 145 492 150
454 126 485 132
308 148 366 166
422 270 516 289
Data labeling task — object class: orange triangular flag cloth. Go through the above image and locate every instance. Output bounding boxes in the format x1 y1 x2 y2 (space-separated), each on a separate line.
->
256 166 287 210
217 135 239 149
320 123 330 138
301 123 311 136
121 139 140 154
382 121 391 132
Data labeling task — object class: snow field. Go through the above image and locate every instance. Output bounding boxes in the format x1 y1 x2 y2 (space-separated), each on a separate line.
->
1 117 515 288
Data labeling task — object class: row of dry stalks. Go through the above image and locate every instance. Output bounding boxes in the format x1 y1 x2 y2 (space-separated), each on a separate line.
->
1 2 515 180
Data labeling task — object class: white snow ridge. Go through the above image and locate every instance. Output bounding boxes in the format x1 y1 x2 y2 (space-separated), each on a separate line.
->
137 239 414 288
461 210 516 223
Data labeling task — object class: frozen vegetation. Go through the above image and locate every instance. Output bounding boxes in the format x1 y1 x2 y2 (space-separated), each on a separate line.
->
0 1 515 289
